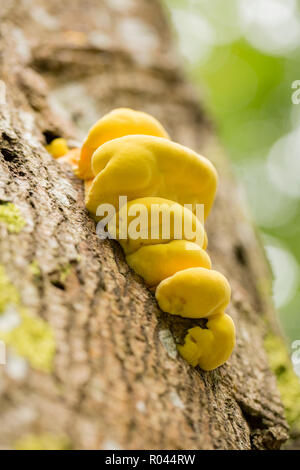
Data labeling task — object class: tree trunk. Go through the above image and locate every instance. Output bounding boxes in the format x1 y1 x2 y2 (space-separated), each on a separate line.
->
0 0 290 450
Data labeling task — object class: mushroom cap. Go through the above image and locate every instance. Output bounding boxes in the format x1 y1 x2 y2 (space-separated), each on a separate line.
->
86 135 218 220
109 197 205 254
46 138 69 158
78 108 169 180
126 240 211 287
155 267 231 318
177 313 235 370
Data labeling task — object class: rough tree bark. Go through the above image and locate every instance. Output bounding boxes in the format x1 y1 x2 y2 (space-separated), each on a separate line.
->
0 0 291 450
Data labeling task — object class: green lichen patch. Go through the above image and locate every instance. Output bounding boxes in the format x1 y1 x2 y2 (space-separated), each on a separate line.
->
0 265 20 314
0 265 55 372
60 263 71 284
265 333 300 430
0 309 55 373
0 202 26 233
14 433 71 450
29 260 41 279
257 277 273 300
49 263 73 289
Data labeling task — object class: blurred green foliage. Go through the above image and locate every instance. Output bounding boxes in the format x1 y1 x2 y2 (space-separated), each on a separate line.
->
163 0 300 344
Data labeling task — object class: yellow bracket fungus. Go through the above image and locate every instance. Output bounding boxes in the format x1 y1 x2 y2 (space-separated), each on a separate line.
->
46 138 81 172
110 197 205 255
78 108 170 180
126 240 211 288
177 314 235 371
46 138 69 159
86 135 217 220
46 108 235 371
155 267 231 319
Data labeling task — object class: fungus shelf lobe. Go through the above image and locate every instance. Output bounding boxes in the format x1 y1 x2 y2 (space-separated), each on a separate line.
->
110 197 205 255
155 267 231 319
86 134 218 220
126 240 211 288
78 108 170 180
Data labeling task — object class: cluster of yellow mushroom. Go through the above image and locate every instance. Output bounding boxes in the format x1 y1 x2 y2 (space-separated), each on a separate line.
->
47 108 235 371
